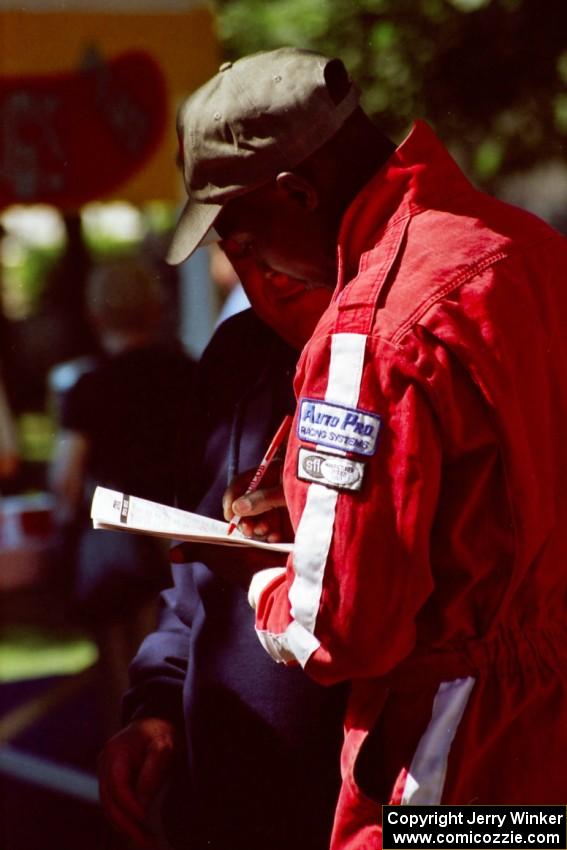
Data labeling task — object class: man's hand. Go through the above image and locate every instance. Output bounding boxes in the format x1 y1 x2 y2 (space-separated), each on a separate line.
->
170 466 292 586
98 717 177 850
222 465 293 543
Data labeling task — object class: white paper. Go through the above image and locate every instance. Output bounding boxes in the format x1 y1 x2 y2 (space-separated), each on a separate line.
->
90 486 294 554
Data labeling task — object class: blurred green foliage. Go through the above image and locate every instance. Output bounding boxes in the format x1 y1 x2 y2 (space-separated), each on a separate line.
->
216 0 567 187
2 245 60 319
0 625 97 682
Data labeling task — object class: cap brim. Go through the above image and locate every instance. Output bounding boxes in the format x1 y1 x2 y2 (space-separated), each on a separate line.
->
166 198 223 265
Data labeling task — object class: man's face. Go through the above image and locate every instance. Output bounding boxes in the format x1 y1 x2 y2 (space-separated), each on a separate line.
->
214 182 338 291
221 238 332 350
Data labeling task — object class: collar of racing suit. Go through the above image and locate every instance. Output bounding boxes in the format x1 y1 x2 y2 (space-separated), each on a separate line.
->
335 120 475 296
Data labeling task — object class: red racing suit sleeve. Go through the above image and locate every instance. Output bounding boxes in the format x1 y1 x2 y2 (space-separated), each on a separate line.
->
254 330 441 685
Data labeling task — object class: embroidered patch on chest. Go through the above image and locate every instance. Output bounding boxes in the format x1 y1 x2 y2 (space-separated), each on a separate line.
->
297 448 366 491
297 398 381 456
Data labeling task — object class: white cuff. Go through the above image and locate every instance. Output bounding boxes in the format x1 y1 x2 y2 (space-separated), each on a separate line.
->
256 620 321 666
247 567 286 610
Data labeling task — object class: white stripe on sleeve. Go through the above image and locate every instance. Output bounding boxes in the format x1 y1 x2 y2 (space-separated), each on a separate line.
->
256 333 368 666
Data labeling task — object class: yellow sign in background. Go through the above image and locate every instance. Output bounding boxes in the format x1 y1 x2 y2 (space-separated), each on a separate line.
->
0 3 220 203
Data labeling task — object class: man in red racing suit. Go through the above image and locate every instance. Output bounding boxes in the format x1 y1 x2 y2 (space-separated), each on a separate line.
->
166 48 567 850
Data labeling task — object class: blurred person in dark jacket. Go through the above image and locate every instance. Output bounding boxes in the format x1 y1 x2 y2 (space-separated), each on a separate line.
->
98 258 347 850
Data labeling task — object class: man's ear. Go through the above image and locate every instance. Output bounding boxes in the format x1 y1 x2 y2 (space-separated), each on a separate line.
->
275 171 319 212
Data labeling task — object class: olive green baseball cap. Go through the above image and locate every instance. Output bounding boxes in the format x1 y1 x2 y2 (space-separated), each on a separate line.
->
166 47 360 265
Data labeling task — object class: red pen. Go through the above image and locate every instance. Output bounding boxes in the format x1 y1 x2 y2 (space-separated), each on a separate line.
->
227 414 293 535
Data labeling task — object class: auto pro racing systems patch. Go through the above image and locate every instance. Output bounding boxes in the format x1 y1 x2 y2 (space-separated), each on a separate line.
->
297 398 382 456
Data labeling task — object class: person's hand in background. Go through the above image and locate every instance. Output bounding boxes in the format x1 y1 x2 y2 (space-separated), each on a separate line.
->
98 717 177 850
